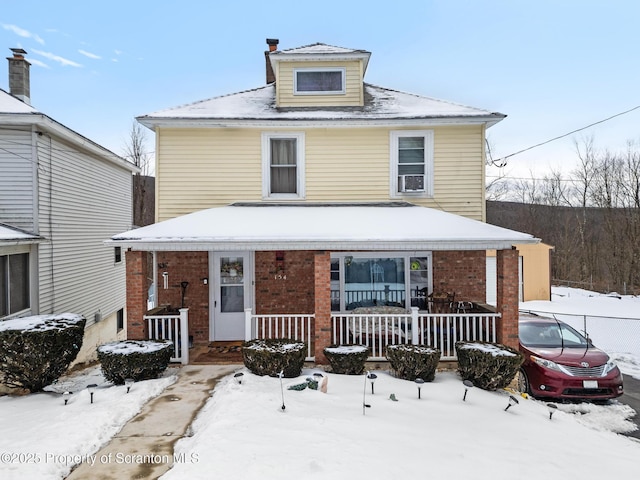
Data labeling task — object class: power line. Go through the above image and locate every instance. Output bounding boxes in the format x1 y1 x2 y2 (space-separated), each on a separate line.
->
494 105 640 165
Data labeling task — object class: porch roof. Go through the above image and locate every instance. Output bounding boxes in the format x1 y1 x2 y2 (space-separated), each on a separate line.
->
108 203 539 252
0 223 42 247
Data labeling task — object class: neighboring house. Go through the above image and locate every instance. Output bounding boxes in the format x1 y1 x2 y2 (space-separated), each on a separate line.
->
111 40 539 364
0 49 138 364
486 243 554 304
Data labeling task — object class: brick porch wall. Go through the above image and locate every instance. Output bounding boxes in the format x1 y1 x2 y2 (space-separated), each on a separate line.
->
432 250 486 302
125 250 148 340
314 251 331 364
496 248 520 350
254 251 315 314
155 252 209 344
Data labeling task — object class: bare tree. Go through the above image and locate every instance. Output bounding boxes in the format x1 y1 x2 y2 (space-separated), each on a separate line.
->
123 121 154 227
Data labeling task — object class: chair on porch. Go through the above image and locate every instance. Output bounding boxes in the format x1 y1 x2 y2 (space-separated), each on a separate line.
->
428 292 455 314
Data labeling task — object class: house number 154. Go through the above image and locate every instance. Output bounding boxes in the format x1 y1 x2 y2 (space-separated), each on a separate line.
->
274 274 287 280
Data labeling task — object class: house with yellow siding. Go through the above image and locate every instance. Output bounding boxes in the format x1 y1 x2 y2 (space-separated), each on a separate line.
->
110 40 539 364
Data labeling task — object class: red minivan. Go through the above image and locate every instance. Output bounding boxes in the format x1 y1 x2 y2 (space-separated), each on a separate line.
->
518 315 624 401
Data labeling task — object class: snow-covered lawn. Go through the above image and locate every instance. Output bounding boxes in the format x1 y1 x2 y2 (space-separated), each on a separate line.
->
1 286 639 479
0 367 176 479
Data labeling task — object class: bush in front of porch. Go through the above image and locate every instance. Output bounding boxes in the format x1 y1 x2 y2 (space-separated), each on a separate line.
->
242 339 306 378
386 344 441 382
323 345 370 374
455 341 524 391
0 313 86 393
97 340 173 384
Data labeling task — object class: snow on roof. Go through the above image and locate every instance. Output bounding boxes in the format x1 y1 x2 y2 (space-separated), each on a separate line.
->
274 42 368 55
0 91 137 173
138 84 504 125
0 88 37 114
0 223 41 245
109 203 538 251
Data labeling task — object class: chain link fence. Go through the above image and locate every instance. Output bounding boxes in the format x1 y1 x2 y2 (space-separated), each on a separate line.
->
520 309 640 358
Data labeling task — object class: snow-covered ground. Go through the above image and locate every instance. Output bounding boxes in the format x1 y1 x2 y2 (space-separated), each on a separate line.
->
1 286 639 479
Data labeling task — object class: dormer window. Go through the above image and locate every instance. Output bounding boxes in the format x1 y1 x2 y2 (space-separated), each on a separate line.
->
294 68 345 95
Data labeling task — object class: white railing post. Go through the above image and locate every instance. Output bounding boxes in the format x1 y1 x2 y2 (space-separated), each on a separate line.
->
179 308 189 365
244 308 253 341
411 307 419 344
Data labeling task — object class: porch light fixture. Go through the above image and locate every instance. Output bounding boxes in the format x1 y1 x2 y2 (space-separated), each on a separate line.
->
462 379 473 401
63 391 72 406
367 372 377 394
234 372 244 385
162 271 169 289
278 371 286 411
124 378 134 393
87 383 98 404
363 371 372 415
547 403 558 420
504 395 519 412
415 377 425 399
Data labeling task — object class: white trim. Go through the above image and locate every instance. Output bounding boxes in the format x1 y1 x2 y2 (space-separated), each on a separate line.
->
139 117 502 129
210 251 254 341
293 67 346 95
261 132 305 199
389 130 434 198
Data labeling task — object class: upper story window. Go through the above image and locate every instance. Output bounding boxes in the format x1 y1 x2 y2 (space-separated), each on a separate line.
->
262 132 305 199
390 130 434 197
294 68 346 95
0 251 30 318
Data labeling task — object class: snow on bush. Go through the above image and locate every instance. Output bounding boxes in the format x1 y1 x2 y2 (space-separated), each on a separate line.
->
97 340 173 385
0 313 86 393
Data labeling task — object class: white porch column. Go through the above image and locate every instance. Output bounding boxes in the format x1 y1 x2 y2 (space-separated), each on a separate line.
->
179 308 189 365
410 307 419 344
244 308 253 341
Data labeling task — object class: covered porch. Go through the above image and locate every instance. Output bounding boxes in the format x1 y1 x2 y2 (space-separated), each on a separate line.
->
109 202 538 364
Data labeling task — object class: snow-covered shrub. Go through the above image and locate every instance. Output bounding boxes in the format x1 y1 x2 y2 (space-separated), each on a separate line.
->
242 339 307 378
0 313 86 393
455 341 524 391
97 340 173 384
386 344 441 381
323 345 369 374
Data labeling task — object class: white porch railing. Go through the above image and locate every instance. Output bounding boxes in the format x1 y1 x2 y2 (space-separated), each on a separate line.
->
332 307 499 360
242 307 499 362
144 308 189 364
416 313 498 360
244 308 315 361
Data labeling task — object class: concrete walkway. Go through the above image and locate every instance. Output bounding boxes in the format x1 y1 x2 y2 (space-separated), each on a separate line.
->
66 364 238 480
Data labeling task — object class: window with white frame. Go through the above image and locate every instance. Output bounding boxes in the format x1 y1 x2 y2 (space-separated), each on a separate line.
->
0 251 30 317
294 68 345 95
390 130 434 196
262 132 305 198
330 253 432 311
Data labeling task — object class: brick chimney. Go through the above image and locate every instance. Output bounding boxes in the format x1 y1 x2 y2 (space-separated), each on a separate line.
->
265 38 278 84
7 48 30 105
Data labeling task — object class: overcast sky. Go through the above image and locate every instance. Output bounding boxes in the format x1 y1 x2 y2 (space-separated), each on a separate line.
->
2 0 639 180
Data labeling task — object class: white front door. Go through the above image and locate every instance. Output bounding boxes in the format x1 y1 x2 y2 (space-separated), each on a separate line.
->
210 252 253 341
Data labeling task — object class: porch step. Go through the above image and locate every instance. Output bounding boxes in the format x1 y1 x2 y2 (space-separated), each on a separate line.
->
192 342 244 364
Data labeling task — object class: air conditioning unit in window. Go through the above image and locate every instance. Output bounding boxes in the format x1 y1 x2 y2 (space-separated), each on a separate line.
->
399 175 425 192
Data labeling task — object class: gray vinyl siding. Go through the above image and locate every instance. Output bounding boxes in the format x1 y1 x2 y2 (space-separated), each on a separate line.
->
0 127 35 231
36 134 132 323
